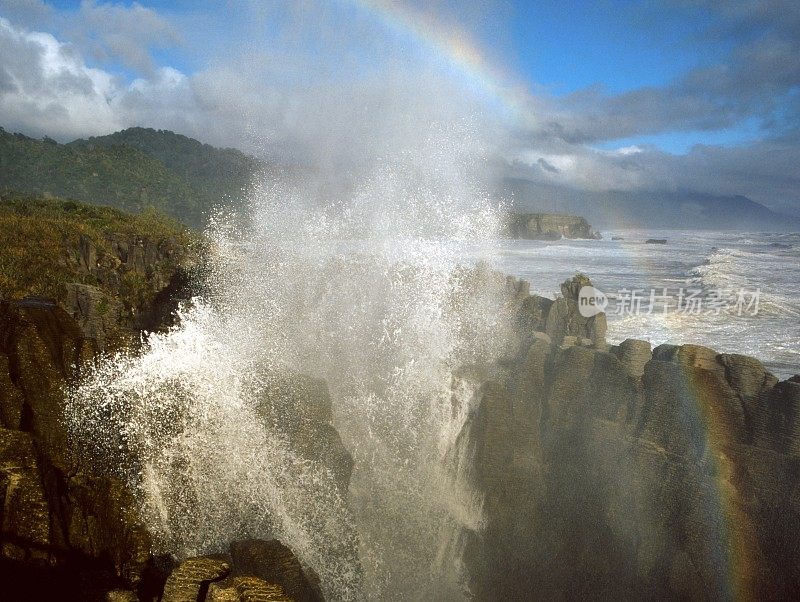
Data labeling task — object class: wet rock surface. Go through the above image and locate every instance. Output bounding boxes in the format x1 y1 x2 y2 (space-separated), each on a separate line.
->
228 539 323 602
456 274 800 600
251 374 353 494
0 299 152 598
2 213 800 602
0 225 338 600
147 539 320 602
0 227 190 597
161 556 232 602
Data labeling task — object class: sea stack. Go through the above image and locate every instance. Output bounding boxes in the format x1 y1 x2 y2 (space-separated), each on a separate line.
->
504 212 601 240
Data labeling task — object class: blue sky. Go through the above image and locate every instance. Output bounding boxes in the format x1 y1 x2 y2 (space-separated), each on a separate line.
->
505 1 741 152
510 1 721 94
1 0 799 212
19 0 780 154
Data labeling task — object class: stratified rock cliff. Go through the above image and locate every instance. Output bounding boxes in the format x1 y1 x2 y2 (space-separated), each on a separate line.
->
0 201 199 598
157 539 324 602
504 212 600 240
3 198 799 600
0 199 346 600
455 272 800 600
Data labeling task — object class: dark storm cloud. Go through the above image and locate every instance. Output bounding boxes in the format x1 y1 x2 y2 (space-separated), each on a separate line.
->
505 134 800 216
500 0 800 213
685 0 800 36
536 158 559 173
524 1 800 145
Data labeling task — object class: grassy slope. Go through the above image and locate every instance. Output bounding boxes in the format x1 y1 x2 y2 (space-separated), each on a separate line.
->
0 195 192 301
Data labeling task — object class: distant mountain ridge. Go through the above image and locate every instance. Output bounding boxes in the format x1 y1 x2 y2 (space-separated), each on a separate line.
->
0 127 263 228
500 178 800 231
3 125 798 232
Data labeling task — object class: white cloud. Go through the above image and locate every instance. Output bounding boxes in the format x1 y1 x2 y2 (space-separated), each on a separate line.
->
610 145 644 156
74 0 181 74
0 16 120 138
1 3 799 212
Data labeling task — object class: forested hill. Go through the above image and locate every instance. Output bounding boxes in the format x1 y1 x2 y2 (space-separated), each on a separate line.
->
0 127 263 228
69 127 261 215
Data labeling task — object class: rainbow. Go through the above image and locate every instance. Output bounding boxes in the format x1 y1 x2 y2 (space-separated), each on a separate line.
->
345 0 533 120
334 11 761 597
679 356 755 601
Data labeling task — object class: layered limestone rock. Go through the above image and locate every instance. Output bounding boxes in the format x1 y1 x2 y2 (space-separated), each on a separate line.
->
455 274 800 600
544 273 607 346
0 298 153 598
0 221 200 575
161 556 232 602
206 577 291 602
60 232 198 349
152 539 321 602
4 203 799 602
251 374 353 494
0 225 342 599
0 204 184 601
504 213 601 240
0 428 50 563
227 540 323 602
460 266 606 352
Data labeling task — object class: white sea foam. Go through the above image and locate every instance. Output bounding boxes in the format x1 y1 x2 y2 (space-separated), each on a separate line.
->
492 230 800 379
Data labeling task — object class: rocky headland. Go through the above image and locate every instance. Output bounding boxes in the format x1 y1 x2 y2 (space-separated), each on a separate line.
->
1 199 799 600
0 198 357 600
503 212 601 240
451 269 800 600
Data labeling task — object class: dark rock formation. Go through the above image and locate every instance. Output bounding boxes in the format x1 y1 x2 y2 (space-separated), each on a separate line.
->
161 556 231 602
503 213 600 240
0 221 340 600
228 539 323 602
454 274 800 600
3 199 799 602
251 373 353 494
207 577 291 602
60 231 199 348
544 274 607 346
148 539 321 602
462 268 606 352
0 223 197 598
0 299 153 599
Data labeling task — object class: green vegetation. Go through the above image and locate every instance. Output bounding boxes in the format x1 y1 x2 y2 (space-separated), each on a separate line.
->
0 194 193 301
0 126 263 228
70 127 260 210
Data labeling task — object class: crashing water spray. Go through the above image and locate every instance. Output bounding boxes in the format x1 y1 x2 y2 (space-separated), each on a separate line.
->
65 123 515 600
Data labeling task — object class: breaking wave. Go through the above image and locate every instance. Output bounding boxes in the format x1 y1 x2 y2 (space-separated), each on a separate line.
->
65 125 515 600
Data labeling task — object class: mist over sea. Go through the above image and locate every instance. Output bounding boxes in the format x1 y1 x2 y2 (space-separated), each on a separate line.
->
481 230 800 379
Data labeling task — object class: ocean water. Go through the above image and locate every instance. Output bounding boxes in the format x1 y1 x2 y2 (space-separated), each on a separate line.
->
479 230 800 380
64 151 798 600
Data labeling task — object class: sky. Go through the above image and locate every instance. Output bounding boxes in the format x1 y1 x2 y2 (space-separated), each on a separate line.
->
1 0 799 214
